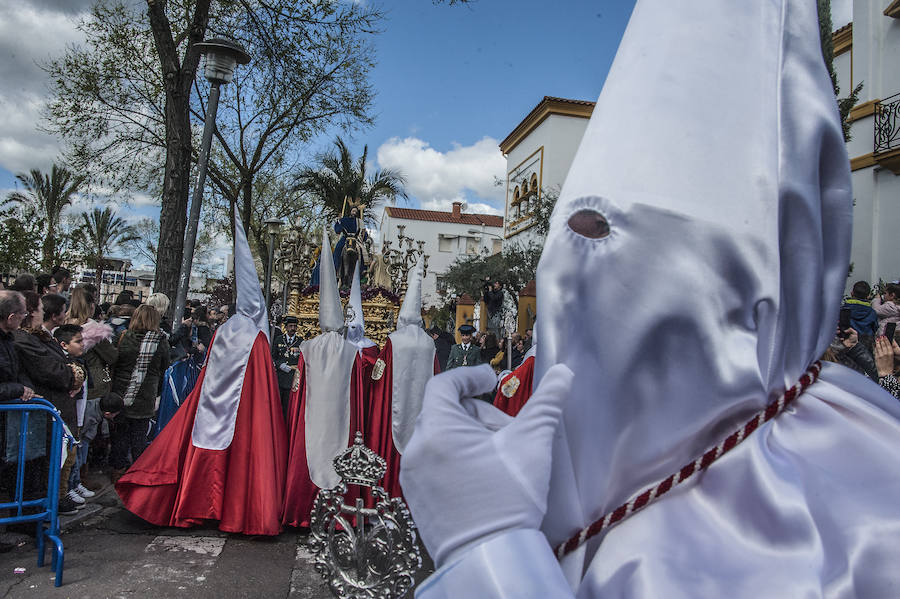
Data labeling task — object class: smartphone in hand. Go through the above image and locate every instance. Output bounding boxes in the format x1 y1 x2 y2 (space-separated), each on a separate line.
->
885 322 896 344
838 308 852 338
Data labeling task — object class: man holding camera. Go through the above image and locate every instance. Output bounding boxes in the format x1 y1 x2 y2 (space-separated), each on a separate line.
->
482 279 505 338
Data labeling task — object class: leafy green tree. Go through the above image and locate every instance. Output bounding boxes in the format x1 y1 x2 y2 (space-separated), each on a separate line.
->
3 165 87 270
0 208 42 273
295 137 407 227
72 207 140 299
441 242 541 301
126 216 220 278
817 0 862 141
44 0 382 312
45 0 213 305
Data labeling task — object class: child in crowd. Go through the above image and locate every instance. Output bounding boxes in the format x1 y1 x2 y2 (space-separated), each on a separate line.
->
54 324 94 505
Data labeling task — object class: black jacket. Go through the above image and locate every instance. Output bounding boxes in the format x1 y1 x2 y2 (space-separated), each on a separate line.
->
13 329 76 427
0 329 25 401
483 287 504 317
433 333 453 372
112 330 170 420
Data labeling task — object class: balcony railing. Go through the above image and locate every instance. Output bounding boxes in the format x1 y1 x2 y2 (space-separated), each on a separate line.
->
874 92 900 154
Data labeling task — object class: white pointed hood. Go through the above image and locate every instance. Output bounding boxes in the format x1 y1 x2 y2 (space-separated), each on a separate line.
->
346 261 375 349
192 213 271 450
388 253 434 454
233 213 269 340
300 226 360 489
535 0 852 567
397 255 424 328
318 226 343 333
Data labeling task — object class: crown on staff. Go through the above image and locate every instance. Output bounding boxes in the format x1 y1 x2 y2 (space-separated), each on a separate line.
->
332 432 386 487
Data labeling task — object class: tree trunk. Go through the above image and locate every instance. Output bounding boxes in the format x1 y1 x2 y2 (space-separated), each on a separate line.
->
41 234 55 271
241 176 253 238
146 0 211 318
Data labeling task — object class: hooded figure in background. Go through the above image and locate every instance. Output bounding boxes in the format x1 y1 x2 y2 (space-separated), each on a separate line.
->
282 227 366 528
346 261 380 381
116 214 287 536
399 1 900 597
366 256 440 499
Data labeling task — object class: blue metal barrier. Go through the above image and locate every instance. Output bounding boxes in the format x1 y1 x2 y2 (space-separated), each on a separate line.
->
0 398 67 587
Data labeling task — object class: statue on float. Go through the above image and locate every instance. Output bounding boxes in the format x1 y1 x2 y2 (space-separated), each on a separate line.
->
333 196 369 290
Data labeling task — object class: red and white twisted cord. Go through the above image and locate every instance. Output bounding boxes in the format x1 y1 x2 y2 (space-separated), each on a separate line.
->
554 361 822 559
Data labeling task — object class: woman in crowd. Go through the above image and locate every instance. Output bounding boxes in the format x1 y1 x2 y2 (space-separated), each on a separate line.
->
67 286 116 497
13 292 84 515
191 305 213 355
0 292 47 510
109 305 169 482
874 333 900 399
146 292 172 335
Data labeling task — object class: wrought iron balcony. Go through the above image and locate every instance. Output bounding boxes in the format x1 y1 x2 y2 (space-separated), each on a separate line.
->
873 93 900 174
875 93 900 154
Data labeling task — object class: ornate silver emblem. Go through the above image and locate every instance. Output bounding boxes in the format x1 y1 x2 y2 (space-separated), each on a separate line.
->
501 374 521 398
371 358 386 381
309 432 422 598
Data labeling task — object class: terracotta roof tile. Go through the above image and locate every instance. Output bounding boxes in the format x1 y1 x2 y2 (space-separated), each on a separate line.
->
385 206 503 227
832 22 852 36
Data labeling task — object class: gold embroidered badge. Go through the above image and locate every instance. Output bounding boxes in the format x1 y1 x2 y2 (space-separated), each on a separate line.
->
372 358 386 381
501 375 521 398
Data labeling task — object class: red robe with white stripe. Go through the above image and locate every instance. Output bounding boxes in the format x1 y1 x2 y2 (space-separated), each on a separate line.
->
281 352 366 528
116 332 288 536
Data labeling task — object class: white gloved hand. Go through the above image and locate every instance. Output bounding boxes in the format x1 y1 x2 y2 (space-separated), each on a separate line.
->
279 363 292 373
400 363 573 568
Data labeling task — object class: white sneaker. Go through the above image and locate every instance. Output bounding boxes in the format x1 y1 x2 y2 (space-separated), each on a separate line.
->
66 489 86 505
75 483 95 498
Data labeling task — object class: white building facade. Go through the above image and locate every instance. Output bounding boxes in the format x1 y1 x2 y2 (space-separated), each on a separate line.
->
833 4 900 287
379 203 503 307
499 97 595 246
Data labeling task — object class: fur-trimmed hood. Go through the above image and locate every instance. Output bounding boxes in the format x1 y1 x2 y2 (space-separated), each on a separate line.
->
80 319 114 352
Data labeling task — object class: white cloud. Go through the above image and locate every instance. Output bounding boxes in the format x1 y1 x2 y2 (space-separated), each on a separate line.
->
831 0 851 28
420 198 501 215
0 2 89 174
376 136 505 210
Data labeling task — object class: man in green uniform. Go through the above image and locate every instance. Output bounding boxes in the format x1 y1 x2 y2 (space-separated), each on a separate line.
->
446 324 482 370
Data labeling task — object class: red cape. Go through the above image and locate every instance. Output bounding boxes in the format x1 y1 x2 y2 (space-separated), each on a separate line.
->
359 344 380 388
365 338 440 500
282 351 366 528
116 332 288 536
493 355 535 416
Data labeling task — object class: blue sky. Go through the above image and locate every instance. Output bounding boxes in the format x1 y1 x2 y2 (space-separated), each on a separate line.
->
0 1 635 216
0 0 852 269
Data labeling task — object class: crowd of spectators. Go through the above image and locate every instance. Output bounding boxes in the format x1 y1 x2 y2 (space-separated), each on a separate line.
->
0 269 233 526
826 280 900 399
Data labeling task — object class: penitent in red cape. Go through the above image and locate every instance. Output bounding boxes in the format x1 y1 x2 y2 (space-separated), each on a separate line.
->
366 337 440 499
493 354 535 417
116 330 288 536
116 213 288 536
281 350 366 528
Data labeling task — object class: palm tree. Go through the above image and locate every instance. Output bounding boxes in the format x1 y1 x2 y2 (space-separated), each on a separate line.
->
73 207 139 299
4 165 86 270
295 137 407 226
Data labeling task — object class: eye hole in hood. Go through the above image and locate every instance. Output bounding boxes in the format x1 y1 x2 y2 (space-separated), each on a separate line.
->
568 209 610 239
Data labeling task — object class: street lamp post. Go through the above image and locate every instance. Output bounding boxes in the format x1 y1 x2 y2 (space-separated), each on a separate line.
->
172 37 250 326
264 218 283 314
